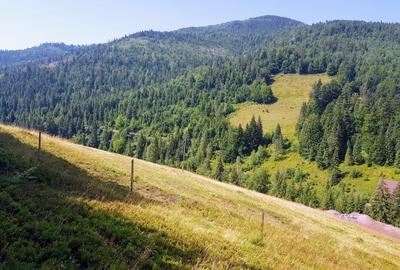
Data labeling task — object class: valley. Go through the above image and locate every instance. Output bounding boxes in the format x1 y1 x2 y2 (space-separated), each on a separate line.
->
1 10 400 269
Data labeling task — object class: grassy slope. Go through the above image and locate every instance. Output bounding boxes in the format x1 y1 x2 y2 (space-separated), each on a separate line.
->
229 73 331 139
1 124 399 269
229 74 400 194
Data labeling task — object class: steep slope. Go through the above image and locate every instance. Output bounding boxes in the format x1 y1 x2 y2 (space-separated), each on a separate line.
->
1 124 399 269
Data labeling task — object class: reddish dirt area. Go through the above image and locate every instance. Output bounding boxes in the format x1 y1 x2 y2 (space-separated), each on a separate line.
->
141 185 177 205
326 210 400 242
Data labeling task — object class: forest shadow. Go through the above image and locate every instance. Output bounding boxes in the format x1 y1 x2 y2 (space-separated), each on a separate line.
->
0 132 150 204
0 131 202 269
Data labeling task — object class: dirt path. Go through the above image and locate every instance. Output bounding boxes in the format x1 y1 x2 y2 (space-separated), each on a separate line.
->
326 210 400 242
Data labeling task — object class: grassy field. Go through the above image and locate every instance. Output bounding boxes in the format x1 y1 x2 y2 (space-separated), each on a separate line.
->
229 74 399 194
1 124 399 269
229 73 331 139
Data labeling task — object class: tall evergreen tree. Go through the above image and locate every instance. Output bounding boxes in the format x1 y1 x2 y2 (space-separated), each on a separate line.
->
273 124 284 157
323 182 335 210
366 181 393 223
344 140 354 165
136 133 147 159
390 185 400 226
213 158 225 181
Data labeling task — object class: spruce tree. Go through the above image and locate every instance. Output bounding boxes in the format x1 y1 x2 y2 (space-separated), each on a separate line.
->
136 133 147 159
390 184 400 226
237 124 245 156
296 102 307 135
245 115 264 154
323 182 335 210
145 139 160 163
367 181 393 223
299 114 322 161
335 185 348 213
352 135 364 165
223 128 239 163
273 124 284 156
326 63 338 76
344 140 354 165
273 169 287 197
213 158 224 181
395 147 400 168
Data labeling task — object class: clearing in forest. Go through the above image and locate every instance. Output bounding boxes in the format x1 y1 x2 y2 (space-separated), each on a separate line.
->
229 73 331 138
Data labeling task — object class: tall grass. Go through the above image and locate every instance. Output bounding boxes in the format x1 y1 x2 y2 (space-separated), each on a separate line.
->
1 124 400 269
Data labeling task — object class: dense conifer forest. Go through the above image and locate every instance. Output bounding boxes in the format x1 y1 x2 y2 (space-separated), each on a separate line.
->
1 17 400 226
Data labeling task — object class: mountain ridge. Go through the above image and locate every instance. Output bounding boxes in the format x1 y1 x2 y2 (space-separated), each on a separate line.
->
0 15 304 68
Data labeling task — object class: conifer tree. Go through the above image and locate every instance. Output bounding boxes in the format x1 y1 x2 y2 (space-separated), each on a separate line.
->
367 181 393 223
299 114 322 160
326 63 338 76
395 147 400 168
352 135 364 165
390 185 400 225
223 128 239 162
296 102 307 135
146 138 160 163
344 140 354 165
273 169 287 197
244 115 264 154
273 124 284 158
335 184 348 213
136 133 147 159
213 158 224 181
237 124 245 156
323 182 335 210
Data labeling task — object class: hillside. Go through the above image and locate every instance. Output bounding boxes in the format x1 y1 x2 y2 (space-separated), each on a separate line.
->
0 43 80 68
228 74 400 193
1 124 400 269
174 15 305 54
0 15 303 69
1 18 400 229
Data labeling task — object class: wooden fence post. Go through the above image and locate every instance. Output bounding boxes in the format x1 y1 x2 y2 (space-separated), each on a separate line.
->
130 159 134 193
261 211 265 236
38 131 42 151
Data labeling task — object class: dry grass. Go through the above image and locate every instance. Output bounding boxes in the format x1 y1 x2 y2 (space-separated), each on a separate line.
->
1 124 399 269
229 73 331 139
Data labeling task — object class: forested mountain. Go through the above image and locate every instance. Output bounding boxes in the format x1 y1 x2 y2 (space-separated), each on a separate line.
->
175 15 305 54
0 15 302 143
0 43 80 68
0 15 303 69
1 17 400 226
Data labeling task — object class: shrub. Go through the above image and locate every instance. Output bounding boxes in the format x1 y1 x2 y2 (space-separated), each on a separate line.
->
349 170 362 178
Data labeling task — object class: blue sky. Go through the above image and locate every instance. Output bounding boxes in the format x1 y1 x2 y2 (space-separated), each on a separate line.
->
1 0 399 50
